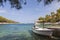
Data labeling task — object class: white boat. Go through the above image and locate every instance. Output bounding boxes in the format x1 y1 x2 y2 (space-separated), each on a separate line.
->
32 26 53 36
32 20 54 36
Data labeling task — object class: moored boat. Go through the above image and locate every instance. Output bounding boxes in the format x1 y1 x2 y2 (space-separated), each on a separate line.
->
32 26 53 36
32 20 54 36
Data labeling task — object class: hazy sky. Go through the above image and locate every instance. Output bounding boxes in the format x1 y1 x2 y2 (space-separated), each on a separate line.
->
0 0 60 23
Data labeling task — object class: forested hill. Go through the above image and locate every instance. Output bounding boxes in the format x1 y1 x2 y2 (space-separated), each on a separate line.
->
38 8 60 23
0 16 19 23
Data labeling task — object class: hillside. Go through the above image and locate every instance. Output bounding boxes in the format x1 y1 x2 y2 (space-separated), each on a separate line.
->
38 8 60 23
0 16 19 23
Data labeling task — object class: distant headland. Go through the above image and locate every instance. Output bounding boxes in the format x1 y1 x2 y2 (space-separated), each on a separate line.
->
0 16 19 24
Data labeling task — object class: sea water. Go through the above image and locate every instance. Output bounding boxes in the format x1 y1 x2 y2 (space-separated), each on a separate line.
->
0 24 58 40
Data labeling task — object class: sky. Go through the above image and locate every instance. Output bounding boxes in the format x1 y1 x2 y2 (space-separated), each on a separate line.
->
0 0 60 23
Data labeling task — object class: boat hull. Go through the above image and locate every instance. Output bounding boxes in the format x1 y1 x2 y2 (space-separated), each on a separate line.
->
32 28 53 36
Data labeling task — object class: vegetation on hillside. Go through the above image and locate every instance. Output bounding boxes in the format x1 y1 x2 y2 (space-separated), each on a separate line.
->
38 8 60 23
0 16 19 23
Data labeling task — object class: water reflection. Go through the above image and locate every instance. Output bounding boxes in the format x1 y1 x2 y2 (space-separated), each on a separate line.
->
0 24 60 40
0 30 60 40
28 30 56 40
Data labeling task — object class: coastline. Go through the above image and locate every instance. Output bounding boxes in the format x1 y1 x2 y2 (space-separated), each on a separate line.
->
0 23 20 24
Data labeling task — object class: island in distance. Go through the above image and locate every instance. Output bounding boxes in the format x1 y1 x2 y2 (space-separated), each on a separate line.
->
0 16 19 24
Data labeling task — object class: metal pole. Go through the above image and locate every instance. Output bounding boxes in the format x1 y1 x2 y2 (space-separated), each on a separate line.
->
43 21 44 28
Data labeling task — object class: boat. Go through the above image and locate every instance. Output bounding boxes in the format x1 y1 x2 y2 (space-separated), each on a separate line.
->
32 26 53 36
32 20 54 36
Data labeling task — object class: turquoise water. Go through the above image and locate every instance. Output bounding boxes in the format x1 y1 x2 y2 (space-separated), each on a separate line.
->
0 24 59 40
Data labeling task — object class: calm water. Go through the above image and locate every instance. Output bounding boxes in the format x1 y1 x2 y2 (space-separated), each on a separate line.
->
0 24 59 40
